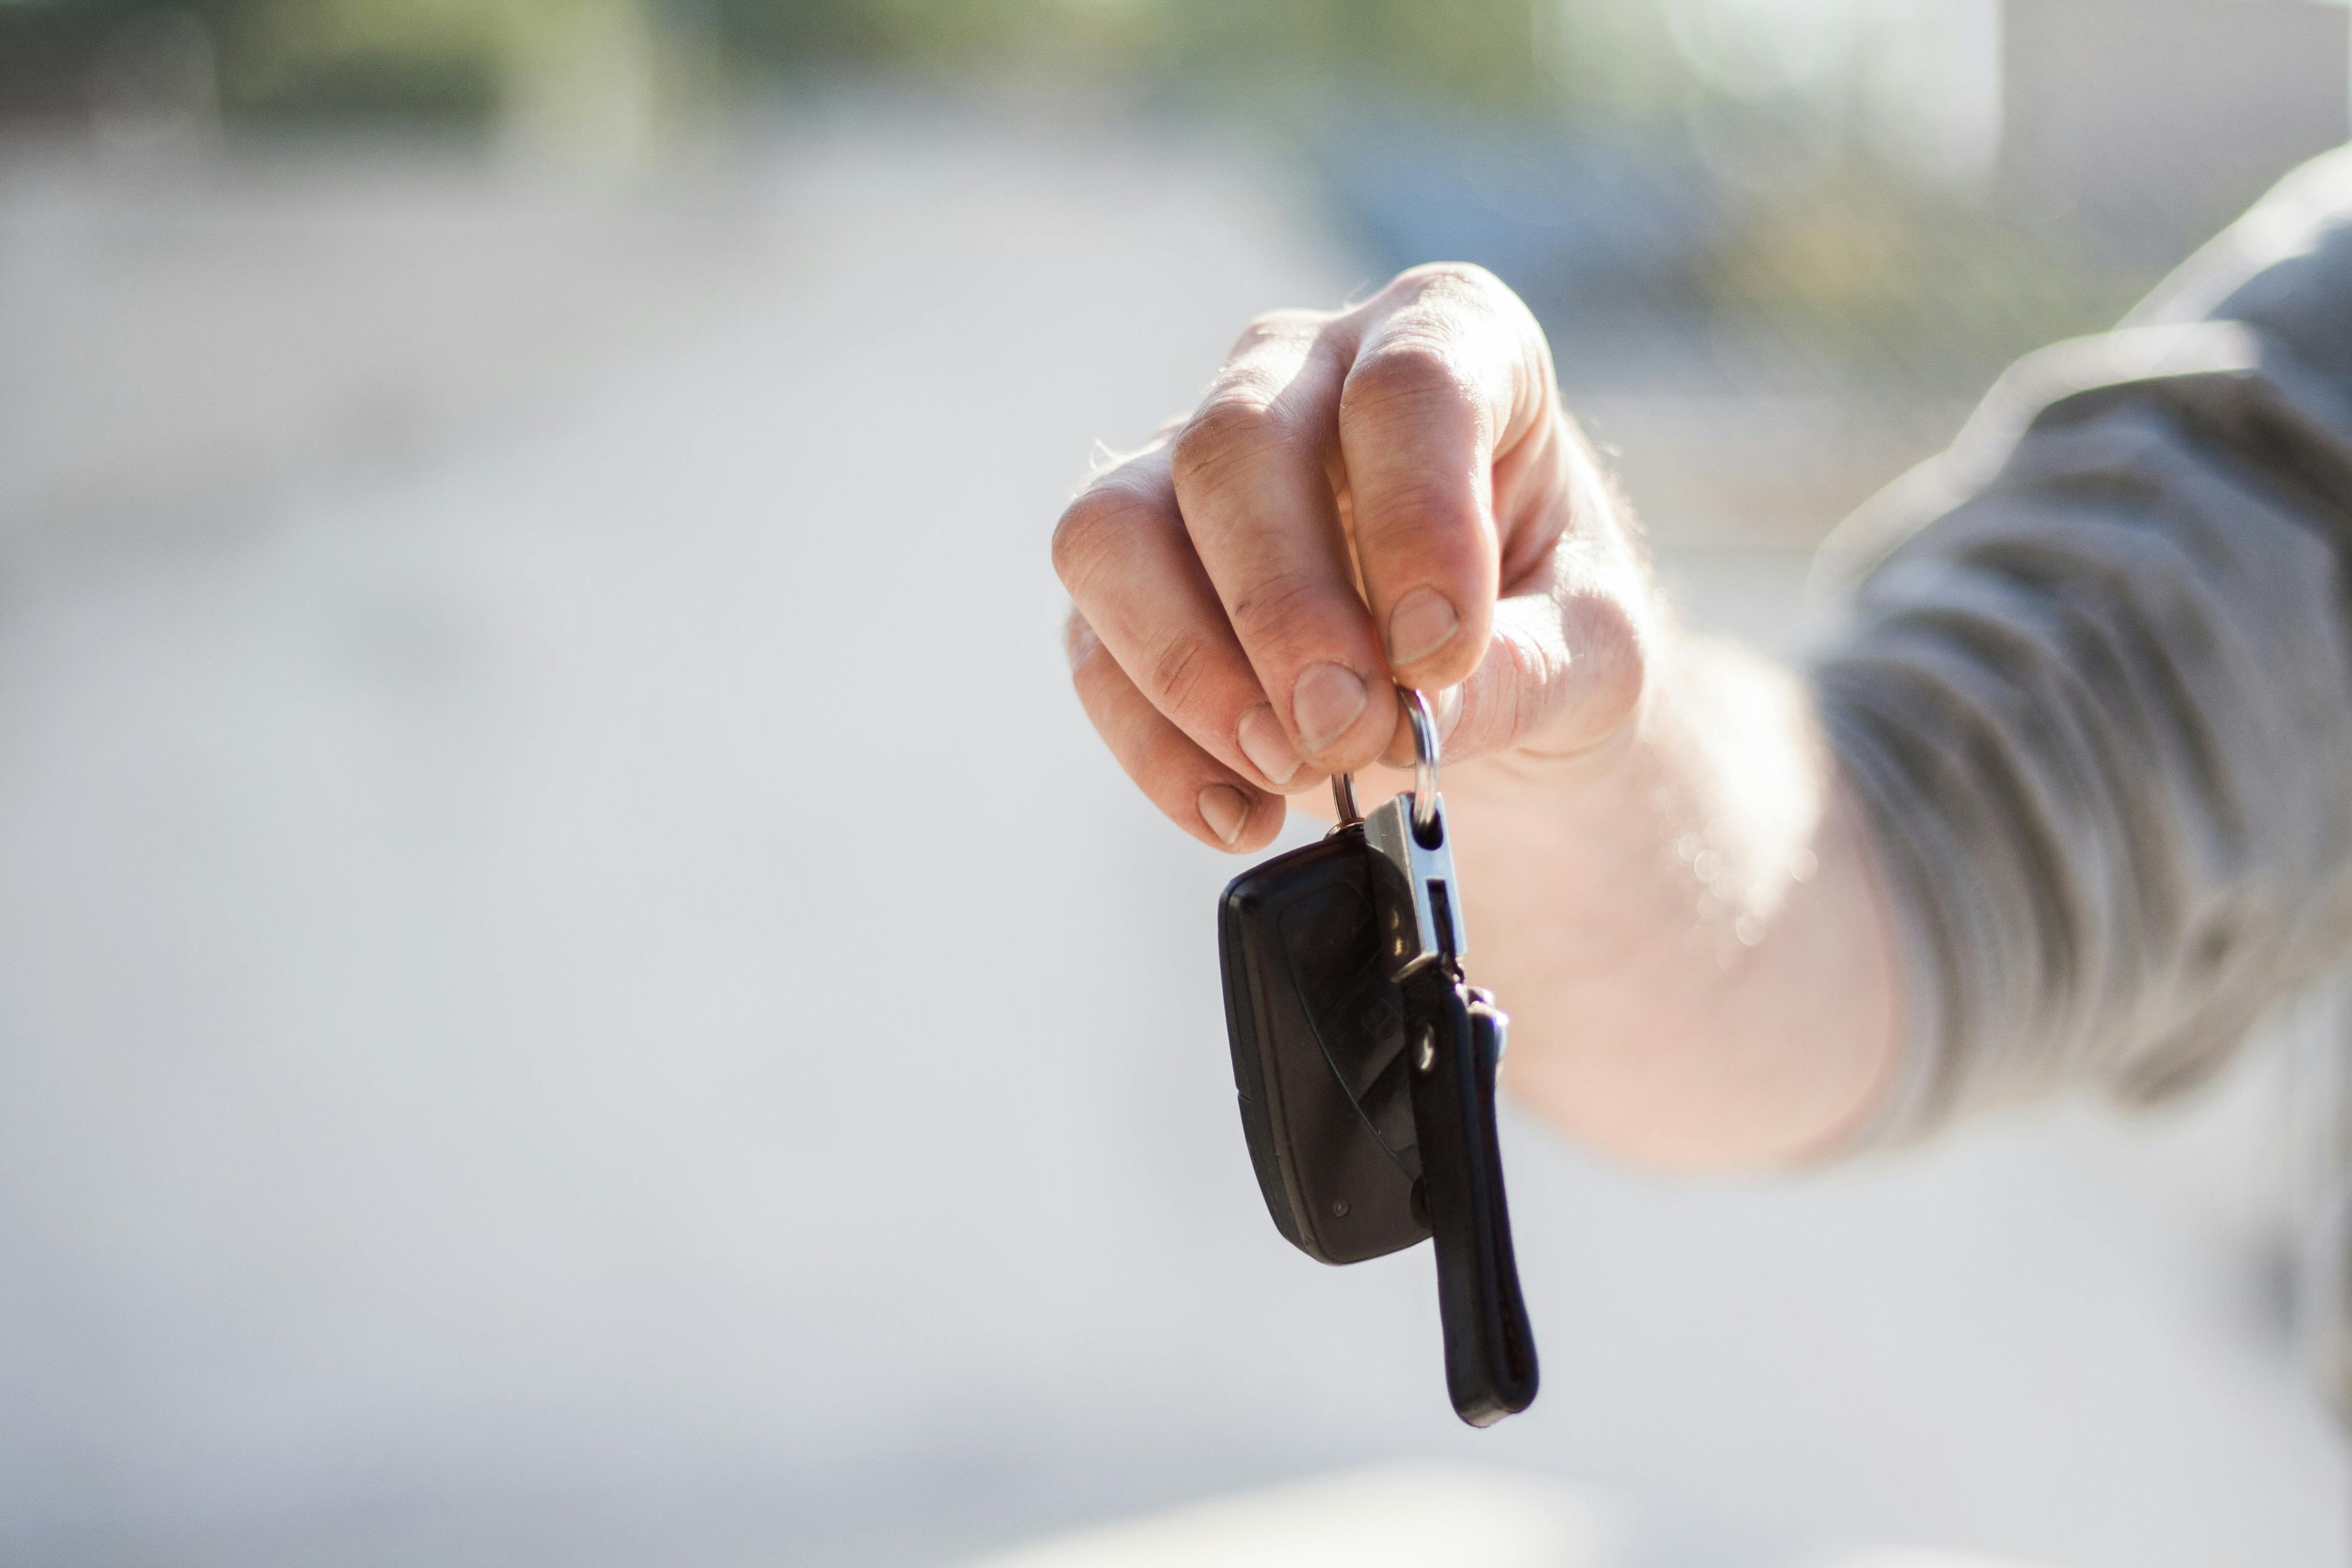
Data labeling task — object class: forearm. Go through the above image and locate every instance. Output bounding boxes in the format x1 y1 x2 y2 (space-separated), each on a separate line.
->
1364 633 1903 1170
1465 151 2352 1163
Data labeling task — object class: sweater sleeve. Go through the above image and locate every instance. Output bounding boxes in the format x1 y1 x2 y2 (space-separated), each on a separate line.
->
1813 145 2352 1143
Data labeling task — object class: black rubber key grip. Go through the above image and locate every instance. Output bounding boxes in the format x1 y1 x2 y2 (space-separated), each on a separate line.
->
1402 967 1539 1426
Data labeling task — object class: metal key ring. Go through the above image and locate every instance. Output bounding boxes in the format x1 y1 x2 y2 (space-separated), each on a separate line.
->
1330 771 1361 825
1329 687 1441 834
1400 687 1441 835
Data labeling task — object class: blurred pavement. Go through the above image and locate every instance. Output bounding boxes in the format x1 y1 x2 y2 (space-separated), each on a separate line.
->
0 108 2342 1567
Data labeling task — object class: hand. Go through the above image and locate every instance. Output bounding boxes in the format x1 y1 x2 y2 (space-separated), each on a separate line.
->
1052 264 1898 1169
1053 264 1656 850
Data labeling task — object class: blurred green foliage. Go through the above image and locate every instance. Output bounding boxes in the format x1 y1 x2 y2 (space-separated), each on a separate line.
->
0 0 2160 386
0 0 512 125
0 0 1687 124
4 0 1580 123
700 0 1563 108
230 0 505 126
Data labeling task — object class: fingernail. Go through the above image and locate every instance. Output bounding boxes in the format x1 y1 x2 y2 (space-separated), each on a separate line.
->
1238 705 1301 786
1387 587 1460 667
1434 684 1464 742
1292 663 1369 753
1198 784 1250 846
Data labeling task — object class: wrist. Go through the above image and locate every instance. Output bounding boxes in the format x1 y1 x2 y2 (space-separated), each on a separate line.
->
1437 634 1902 1168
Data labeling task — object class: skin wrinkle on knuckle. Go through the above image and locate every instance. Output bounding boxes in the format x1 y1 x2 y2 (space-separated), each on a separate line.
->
1382 261 1505 319
1518 637 1566 745
1051 484 1161 603
1447 611 1565 760
1374 273 1550 453
1342 339 1474 425
1355 471 1483 552
1048 496 1108 593
1559 593 1645 739
1230 571 1351 668
1268 341 1353 463
1170 394 1292 505
1230 307 1327 358
1479 629 1543 752
1148 630 1217 717
1380 263 1499 321
1349 476 1492 645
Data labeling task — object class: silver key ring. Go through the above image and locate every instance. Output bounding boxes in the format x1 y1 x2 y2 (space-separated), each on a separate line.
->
1329 687 1441 834
1400 687 1442 834
1330 771 1361 826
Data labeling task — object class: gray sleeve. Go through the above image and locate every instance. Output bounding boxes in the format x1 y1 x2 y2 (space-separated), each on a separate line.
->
1814 145 2352 1143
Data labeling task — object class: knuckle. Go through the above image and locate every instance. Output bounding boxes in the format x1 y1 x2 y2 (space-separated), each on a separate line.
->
1050 483 1148 596
1379 261 1512 316
1049 492 1111 589
1228 569 1331 654
1561 592 1648 734
1170 392 1286 494
1343 338 1469 420
1229 307 1324 357
1357 470 1480 545
1365 265 1549 417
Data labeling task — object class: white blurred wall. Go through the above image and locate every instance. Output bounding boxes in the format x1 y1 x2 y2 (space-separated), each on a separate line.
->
2001 0 2351 245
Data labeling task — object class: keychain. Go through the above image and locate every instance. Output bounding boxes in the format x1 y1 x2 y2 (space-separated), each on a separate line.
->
1217 688 1538 1426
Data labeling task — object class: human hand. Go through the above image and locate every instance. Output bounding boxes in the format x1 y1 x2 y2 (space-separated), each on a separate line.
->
1053 264 1659 850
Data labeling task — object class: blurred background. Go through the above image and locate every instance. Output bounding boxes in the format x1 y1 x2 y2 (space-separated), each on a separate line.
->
0 2 2347 1565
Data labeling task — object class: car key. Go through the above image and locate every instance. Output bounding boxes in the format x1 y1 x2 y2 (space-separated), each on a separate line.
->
1217 688 1539 1426
1218 773 1428 1266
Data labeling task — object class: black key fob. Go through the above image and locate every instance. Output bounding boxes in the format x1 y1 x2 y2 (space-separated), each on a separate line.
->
1213 693 1539 1428
1217 823 1429 1264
